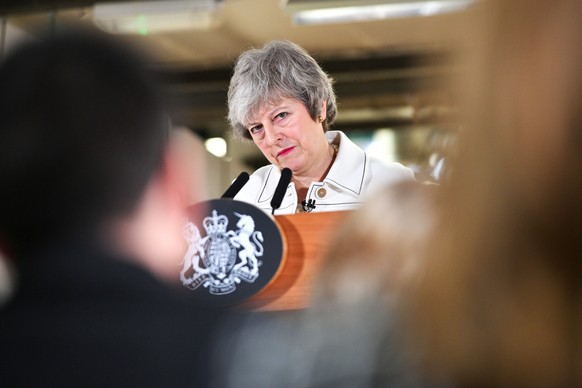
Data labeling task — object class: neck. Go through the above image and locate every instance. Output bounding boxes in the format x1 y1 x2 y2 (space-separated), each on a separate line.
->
292 141 338 191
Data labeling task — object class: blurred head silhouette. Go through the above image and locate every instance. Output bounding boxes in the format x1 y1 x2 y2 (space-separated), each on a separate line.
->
412 0 582 385
0 29 225 388
0 28 188 276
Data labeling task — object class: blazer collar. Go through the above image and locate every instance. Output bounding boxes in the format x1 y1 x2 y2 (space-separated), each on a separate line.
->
324 131 366 196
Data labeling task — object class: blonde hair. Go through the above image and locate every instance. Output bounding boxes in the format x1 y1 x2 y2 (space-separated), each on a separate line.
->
412 0 582 385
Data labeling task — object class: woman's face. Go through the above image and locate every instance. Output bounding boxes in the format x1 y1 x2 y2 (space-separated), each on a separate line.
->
246 97 328 176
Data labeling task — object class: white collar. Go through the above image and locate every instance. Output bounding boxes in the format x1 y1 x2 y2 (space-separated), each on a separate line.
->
322 131 366 195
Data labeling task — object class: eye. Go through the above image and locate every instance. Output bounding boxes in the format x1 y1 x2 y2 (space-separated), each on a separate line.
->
274 111 288 121
248 124 263 135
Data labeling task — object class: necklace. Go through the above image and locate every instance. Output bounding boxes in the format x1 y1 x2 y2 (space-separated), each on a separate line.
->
323 143 339 178
330 143 339 158
296 143 339 213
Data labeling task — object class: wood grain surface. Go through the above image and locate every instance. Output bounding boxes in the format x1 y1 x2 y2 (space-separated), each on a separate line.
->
244 210 351 311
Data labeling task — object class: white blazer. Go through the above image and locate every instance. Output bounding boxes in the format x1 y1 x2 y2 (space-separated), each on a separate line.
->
234 131 415 215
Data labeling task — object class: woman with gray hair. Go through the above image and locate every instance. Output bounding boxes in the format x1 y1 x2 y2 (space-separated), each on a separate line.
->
228 40 414 214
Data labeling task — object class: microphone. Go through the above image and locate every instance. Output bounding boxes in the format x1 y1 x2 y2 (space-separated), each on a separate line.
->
270 167 292 215
301 199 316 212
221 172 250 199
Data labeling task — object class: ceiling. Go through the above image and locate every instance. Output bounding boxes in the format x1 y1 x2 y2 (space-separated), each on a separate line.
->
1 0 471 143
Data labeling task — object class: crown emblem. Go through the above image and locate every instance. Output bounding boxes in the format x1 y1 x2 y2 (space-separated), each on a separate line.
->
203 209 228 235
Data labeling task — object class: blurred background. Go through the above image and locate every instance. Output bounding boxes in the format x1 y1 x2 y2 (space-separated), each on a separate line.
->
0 0 472 200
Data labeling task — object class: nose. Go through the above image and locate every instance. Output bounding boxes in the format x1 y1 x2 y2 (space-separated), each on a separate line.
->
264 122 282 145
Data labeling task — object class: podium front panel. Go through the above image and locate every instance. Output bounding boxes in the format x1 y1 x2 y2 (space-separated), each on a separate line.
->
244 210 351 311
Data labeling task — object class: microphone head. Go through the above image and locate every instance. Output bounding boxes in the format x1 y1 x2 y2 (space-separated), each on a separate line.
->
280 167 292 181
221 171 250 199
270 168 292 210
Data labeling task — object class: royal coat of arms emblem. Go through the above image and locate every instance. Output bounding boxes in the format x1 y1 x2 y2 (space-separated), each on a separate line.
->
180 209 265 295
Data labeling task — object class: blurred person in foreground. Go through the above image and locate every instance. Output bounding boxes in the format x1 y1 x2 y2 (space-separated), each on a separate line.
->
214 181 436 388
409 0 582 386
228 40 415 214
0 29 223 387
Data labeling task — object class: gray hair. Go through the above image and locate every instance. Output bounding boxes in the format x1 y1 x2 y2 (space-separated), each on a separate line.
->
227 40 337 140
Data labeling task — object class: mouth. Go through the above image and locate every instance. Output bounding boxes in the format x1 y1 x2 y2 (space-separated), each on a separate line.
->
276 146 295 158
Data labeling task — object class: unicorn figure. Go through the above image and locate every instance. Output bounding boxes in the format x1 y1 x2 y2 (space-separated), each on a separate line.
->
229 213 264 275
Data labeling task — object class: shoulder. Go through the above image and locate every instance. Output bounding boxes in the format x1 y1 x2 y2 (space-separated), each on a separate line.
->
332 130 415 183
366 154 416 186
248 164 275 180
369 157 415 181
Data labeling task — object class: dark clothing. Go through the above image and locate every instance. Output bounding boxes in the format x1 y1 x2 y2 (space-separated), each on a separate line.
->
212 304 424 388
0 242 224 387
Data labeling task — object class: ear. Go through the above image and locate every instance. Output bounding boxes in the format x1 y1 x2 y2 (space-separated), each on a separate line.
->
160 144 191 210
320 101 327 121
169 127 208 206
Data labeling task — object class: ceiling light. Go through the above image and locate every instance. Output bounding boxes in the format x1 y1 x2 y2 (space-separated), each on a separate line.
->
92 0 224 35
283 0 474 25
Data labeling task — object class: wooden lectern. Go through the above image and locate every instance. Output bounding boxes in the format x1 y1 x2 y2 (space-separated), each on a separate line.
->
245 210 351 311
